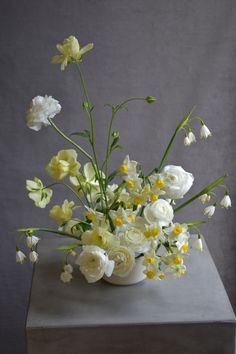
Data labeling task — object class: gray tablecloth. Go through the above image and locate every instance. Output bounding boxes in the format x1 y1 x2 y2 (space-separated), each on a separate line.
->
26 237 235 354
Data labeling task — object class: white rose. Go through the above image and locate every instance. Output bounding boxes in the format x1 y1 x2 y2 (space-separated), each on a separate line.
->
108 246 135 277
161 165 194 199
144 199 174 227
26 95 61 131
76 245 114 283
121 227 150 253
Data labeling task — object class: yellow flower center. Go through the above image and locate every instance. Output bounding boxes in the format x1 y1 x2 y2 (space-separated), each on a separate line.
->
155 179 165 189
146 270 155 279
134 196 142 205
173 256 183 265
143 185 150 193
114 217 123 227
120 164 128 174
85 212 95 221
144 230 151 238
173 225 183 235
127 179 135 189
179 270 186 277
159 273 166 280
146 257 154 264
151 227 160 237
128 214 135 222
150 193 158 202
181 243 189 253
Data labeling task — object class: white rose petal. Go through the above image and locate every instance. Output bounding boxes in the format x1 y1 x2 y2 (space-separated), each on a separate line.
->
121 227 150 253
26 95 61 131
144 199 174 227
108 246 135 277
161 165 194 199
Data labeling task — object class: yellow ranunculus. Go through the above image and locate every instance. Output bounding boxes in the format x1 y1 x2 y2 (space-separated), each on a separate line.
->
49 200 75 225
46 149 81 180
51 35 94 71
81 227 120 250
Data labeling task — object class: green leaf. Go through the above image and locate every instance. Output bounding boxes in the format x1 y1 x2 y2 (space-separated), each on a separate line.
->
56 242 79 251
70 130 90 138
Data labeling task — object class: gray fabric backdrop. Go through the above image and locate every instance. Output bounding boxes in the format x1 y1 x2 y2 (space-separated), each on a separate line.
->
0 1 235 353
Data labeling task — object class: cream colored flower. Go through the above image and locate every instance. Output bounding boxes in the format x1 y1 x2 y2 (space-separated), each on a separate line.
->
16 250 26 264
26 95 61 131
121 226 150 253
26 177 53 208
52 35 93 71
46 149 81 180
220 195 231 209
26 235 40 248
199 193 211 204
76 245 114 283
119 155 137 176
108 246 135 277
81 227 119 250
64 220 81 237
29 251 39 263
49 200 75 224
144 199 174 227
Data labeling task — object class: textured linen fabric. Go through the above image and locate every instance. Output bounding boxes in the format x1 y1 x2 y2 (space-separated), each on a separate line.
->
0 1 235 353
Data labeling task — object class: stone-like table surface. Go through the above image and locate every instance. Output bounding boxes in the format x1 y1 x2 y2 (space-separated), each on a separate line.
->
26 237 235 354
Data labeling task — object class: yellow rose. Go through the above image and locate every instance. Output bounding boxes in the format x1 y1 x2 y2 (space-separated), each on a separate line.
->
46 149 81 180
51 35 94 71
49 200 75 224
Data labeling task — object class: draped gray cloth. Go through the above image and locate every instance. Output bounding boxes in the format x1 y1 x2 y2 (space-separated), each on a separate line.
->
0 1 235 353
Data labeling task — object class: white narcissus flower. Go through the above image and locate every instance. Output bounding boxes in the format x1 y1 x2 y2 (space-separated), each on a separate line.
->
29 251 39 263
76 245 115 283
204 205 215 218
119 155 137 176
159 165 194 199
200 124 212 139
26 235 40 248
144 199 174 227
108 246 135 277
193 238 203 252
199 193 211 204
26 95 61 131
16 250 26 264
26 177 53 208
220 195 231 209
60 271 73 283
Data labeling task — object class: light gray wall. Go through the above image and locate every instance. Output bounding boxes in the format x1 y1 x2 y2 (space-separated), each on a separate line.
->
0 1 235 353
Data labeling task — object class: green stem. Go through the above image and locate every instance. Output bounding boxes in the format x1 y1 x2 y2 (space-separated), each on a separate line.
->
174 174 228 213
17 227 80 240
48 118 93 161
186 220 207 227
43 182 85 206
146 108 195 177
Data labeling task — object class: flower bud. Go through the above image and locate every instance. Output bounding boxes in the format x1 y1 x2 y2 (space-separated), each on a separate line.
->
220 194 231 209
145 96 156 103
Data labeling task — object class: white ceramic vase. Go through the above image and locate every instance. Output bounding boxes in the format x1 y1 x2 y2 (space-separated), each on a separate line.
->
103 256 146 285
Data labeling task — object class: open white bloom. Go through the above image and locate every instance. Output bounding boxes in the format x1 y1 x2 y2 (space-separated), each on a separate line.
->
220 195 231 209
26 177 53 208
204 205 215 218
193 238 203 252
159 165 194 199
200 124 212 139
26 95 61 131
144 199 174 227
26 235 40 248
16 250 26 264
121 226 150 253
108 246 135 277
29 251 39 263
76 245 114 283
199 193 211 204
120 155 137 176
60 271 73 283
64 264 73 273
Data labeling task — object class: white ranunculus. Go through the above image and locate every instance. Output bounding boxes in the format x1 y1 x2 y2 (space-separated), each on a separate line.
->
108 246 135 277
121 227 150 253
220 195 231 209
16 250 26 264
76 245 114 283
161 165 194 199
26 235 40 248
144 199 174 227
26 95 61 131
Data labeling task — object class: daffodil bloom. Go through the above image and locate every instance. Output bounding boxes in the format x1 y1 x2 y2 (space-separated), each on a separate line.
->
119 155 137 176
26 177 53 208
46 149 81 180
49 200 75 224
52 35 94 71
81 227 120 250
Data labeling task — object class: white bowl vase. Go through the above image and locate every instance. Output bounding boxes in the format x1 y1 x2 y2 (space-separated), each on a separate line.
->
103 256 146 285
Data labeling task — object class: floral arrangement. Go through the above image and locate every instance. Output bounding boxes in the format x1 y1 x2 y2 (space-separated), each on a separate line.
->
16 35 232 284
